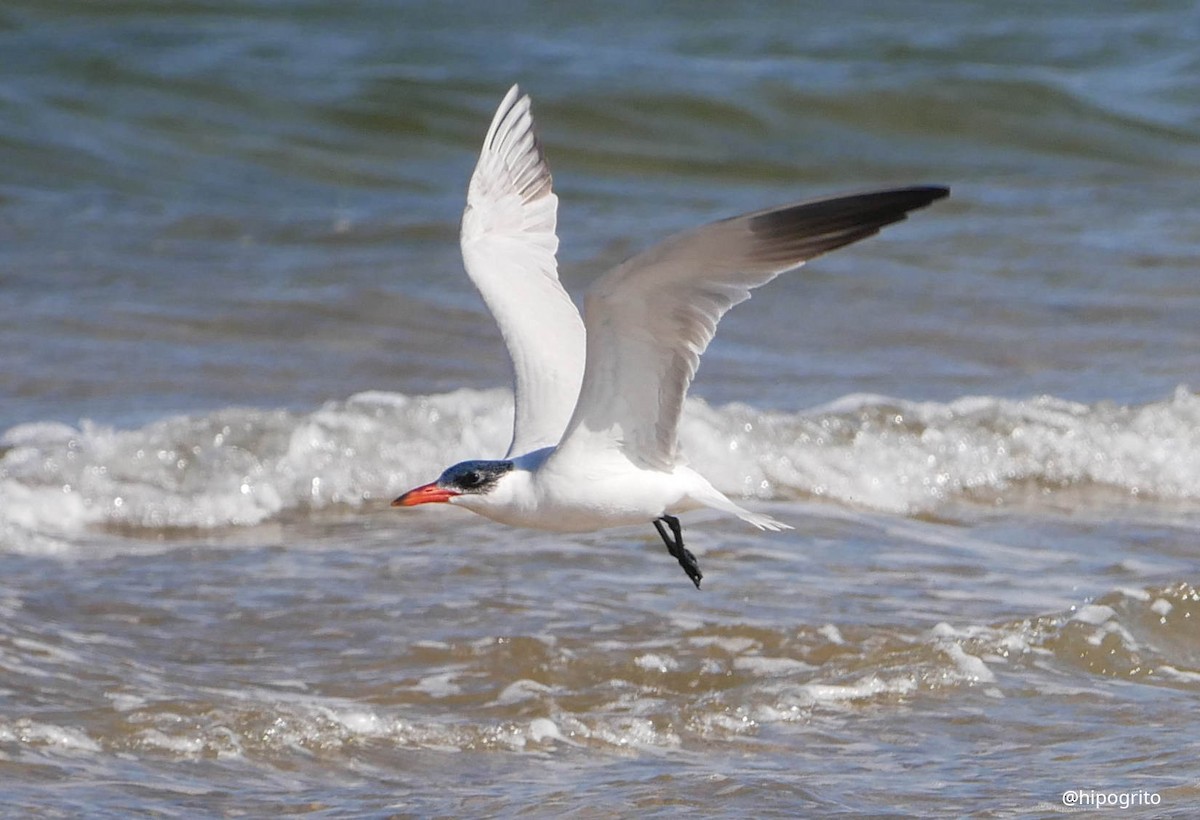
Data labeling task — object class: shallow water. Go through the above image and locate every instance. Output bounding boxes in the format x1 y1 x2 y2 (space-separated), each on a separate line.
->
2 1 1199 816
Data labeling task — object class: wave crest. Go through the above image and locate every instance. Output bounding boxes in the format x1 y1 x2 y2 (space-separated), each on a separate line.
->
2 387 1197 540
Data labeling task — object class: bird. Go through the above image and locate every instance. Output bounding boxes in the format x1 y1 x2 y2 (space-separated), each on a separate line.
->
393 85 948 588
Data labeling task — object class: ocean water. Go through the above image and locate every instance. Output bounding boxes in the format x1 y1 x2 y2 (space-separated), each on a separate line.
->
2 1 1199 816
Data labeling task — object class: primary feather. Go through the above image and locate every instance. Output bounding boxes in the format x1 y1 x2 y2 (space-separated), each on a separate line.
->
460 85 586 457
554 186 949 471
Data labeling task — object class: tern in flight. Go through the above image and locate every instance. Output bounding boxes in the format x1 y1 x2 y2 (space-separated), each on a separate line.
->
394 85 948 588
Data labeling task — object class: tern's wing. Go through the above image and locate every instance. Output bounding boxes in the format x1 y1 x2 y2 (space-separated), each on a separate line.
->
553 186 950 471
460 85 586 457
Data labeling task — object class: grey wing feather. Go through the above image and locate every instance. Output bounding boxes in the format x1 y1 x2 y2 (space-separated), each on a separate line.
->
554 186 949 470
460 86 587 457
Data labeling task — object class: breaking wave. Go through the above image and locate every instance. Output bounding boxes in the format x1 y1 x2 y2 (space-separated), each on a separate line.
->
1 386 1197 542
3 582 1195 757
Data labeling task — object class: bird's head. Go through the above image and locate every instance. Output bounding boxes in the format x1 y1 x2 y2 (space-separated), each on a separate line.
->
391 459 515 509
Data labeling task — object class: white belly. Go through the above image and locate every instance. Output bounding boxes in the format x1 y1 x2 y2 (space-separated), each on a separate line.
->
450 452 706 533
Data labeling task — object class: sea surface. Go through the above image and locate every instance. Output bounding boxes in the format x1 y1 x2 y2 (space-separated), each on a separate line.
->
2 1 1199 816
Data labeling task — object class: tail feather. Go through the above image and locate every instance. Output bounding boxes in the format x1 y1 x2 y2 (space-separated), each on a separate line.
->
684 474 792 532
736 508 793 532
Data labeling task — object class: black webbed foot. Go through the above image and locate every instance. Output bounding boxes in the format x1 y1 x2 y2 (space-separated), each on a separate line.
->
653 514 702 589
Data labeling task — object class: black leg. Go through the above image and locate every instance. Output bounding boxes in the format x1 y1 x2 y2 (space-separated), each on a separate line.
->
653 514 703 589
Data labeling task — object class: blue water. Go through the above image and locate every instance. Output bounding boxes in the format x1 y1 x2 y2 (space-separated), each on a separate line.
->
2 1 1199 816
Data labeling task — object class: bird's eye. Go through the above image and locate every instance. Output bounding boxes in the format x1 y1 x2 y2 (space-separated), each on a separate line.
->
461 471 483 488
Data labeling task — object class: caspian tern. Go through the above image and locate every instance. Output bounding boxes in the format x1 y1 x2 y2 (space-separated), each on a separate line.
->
394 85 948 588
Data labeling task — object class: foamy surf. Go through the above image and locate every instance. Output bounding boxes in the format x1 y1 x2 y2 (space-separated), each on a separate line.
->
2 387 1197 543
2 583 1191 759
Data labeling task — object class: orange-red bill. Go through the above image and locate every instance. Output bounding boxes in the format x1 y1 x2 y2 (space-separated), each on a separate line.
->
391 482 459 507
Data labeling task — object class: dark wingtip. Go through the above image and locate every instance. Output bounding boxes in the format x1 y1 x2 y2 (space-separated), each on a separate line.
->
745 184 950 265
911 184 951 201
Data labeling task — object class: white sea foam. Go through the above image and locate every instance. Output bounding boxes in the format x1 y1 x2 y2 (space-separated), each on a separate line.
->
732 655 815 676
2 386 1197 542
939 642 998 684
0 719 101 753
528 717 566 743
796 674 919 706
494 678 554 706
634 653 680 673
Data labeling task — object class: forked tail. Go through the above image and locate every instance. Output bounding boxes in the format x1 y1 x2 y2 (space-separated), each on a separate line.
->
734 507 792 532
685 473 793 532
